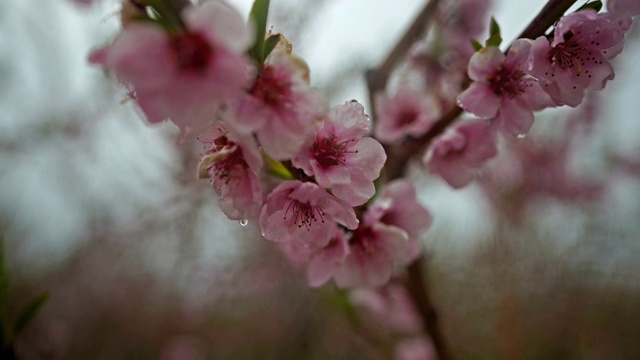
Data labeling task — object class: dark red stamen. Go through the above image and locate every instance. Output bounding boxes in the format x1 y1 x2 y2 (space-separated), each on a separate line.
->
284 200 326 230
312 134 358 167
249 66 291 108
170 32 213 73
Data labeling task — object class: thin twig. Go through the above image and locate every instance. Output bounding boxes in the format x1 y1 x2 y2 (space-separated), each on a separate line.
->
365 1 581 360
518 0 579 40
366 0 441 120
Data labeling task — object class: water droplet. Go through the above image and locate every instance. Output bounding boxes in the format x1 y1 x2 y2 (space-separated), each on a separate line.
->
516 134 527 139
239 219 249 227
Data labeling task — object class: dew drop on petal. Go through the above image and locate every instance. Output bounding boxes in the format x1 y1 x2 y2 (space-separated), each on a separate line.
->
239 219 249 227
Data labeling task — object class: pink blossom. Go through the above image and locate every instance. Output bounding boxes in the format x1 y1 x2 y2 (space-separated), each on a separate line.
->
365 180 432 263
350 283 422 333
458 40 554 136
479 138 603 224
198 127 262 222
259 181 358 247
374 87 439 143
233 50 328 160
334 223 408 288
395 337 438 360
281 226 349 288
90 2 253 136
608 0 640 17
528 10 632 107
439 0 492 61
424 119 497 189
292 101 386 206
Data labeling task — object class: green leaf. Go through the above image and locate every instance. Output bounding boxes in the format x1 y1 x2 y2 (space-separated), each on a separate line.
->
471 39 483 51
263 33 282 60
248 0 271 64
12 292 49 337
485 17 502 47
485 33 502 47
490 17 501 38
263 152 294 180
577 1 603 12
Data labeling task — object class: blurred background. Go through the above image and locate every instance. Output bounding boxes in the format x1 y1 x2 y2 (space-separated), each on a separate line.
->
1 0 640 359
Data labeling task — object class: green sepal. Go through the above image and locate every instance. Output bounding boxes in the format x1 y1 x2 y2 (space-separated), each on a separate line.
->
485 17 502 47
577 1 603 12
263 33 282 61
248 0 271 64
263 152 294 180
471 39 483 51
12 292 49 337
136 0 184 31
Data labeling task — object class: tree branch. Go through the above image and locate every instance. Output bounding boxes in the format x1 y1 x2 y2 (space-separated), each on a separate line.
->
366 0 441 119
518 0 580 40
366 1 581 359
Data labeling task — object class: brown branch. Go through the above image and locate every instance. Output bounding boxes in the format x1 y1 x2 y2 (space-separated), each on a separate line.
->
406 260 452 360
366 0 441 118
365 1 581 360
517 0 580 40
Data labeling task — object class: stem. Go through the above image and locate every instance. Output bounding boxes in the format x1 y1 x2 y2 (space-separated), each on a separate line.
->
517 0 580 40
366 1 581 359
406 261 452 360
366 0 441 119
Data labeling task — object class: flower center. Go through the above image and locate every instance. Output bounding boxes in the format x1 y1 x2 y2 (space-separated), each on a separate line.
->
490 67 528 99
549 31 588 76
312 134 357 167
170 32 213 72
349 226 376 254
284 200 325 230
397 109 419 127
250 66 291 108
205 137 247 185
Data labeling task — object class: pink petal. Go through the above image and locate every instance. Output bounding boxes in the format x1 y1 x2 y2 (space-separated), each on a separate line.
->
457 83 500 118
494 98 535 137
427 154 473 189
351 137 387 180
467 46 505 81
331 169 376 206
307 231 349 287
334 249 392 288
504 39 533 71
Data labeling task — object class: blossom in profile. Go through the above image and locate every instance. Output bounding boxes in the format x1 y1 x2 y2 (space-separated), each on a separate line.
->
334 222 409 288
280 226 349 288
457 40 553 137
90 2 253 136
259 181 358 247
424 119 497 189
351 282 422 333
528 10 632 107
292 101 386 206
233 49 328 160
374 87 439 143
198 126 262 222
365 180 431 263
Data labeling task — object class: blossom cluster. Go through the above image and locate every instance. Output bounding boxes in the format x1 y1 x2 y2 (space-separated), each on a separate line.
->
377 3 636 190
90 0 432 289
90 0 638 289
